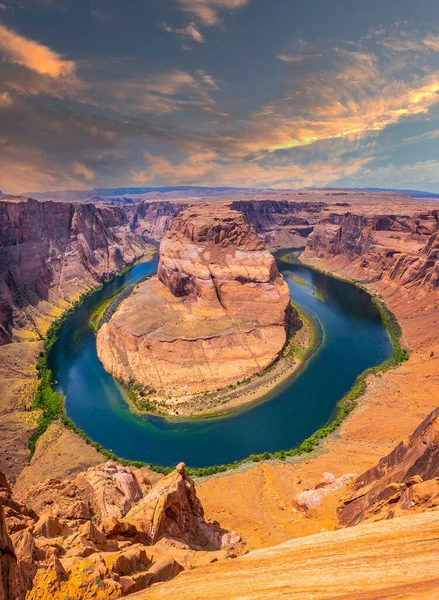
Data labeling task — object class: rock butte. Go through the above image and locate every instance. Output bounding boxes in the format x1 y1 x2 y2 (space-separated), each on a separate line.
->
97 205 291 398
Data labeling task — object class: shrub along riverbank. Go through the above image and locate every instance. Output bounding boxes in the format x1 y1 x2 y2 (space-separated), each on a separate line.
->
28 254 409 479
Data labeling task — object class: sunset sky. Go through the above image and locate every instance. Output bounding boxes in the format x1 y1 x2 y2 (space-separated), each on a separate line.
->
0 0 439 193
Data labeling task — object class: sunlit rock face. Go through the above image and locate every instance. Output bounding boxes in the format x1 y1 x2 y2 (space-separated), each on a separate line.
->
97 205 291 397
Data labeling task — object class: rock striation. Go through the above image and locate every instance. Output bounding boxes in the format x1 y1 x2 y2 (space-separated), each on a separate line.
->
305 205 439 286
339 407 439 527
97 205 291 399
0 197 150 344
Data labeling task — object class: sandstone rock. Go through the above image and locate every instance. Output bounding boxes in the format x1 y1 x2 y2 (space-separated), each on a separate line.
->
0 198 150 344
293 473 354 514
33 514 71 539
339 407 439 526
305 206 439 286
0 503 27 600
122 465 222 549
10 529 36 564
28 553 122 600
97 205 291 399
82 461 143 519
132 511 439 600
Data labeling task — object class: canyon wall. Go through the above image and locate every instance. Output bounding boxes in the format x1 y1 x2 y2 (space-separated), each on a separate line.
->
305 204 439 286
229 199 324 249
97 205 291 402
0 197 150 344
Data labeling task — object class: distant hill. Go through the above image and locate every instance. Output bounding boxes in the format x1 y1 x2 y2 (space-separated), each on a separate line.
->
23 186 274 202
14 185 439 203
319 187 439 199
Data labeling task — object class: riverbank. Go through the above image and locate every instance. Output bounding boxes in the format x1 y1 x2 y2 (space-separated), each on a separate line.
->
37 255 393 478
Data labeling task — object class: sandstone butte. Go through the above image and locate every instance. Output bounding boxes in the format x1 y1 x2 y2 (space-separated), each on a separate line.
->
2 190 439 599
96 205 291 403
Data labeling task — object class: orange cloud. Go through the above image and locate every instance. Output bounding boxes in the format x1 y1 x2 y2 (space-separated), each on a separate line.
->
130 149 370 189
0 91 12 107
177 0 253 25
0 24 75 77
162 21 204 44
73 161 96 181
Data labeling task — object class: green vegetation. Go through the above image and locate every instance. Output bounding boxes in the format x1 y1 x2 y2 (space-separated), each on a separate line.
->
287 301 318 361
89 294 116 332
27 255 157 458
28 285 103 456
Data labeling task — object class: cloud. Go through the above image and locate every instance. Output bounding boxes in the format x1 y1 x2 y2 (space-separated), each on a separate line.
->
99 69 219 115
278 40 322 63
130 149 370 189
247 44 439 156
1 18 438 194
0 91 13 106
73 161 96 181
162 21 204 45
0 24 75 77
176 0 253 26
424 35 439 52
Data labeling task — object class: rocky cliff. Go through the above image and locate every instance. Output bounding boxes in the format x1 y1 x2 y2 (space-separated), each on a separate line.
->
305 204 439 285
0 197 150 344
339 407 439 527
97 205 291 406
229 199 323 249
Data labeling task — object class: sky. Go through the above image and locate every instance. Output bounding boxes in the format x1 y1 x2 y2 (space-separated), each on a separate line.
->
0 0 439 194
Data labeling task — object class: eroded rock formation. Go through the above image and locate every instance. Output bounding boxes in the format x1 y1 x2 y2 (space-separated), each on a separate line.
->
305 205 439 286
339 407 439 527
97 205 291 398
0 463 238 600
0 197 150 344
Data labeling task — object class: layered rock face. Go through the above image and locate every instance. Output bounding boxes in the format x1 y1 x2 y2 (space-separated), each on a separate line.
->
229 199 323 249
97 205 291 397
0 462 239 600
306 205 439 286
0 197 149 344
339 407 439 527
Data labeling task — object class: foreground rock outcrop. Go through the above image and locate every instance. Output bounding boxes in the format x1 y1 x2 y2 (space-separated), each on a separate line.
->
1 462 239 600
97 205 291 402
339 407 439 527
0 493 26 600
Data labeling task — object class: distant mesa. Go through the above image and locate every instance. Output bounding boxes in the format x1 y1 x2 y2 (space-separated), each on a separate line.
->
96 205 291 409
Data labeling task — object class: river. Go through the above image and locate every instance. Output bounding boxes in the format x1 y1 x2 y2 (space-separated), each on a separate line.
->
49 254 392 467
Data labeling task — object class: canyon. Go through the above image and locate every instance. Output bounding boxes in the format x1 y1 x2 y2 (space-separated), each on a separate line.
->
96 205 293 413
1 188 439 598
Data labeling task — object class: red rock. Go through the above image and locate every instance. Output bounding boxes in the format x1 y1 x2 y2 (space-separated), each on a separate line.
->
339 407 439 526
